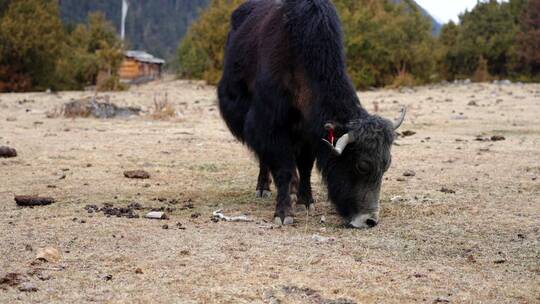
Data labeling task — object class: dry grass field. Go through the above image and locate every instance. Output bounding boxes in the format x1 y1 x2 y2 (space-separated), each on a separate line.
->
0 79 539 303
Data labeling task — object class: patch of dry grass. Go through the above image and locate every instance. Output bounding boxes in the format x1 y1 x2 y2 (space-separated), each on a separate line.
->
0 80 539 303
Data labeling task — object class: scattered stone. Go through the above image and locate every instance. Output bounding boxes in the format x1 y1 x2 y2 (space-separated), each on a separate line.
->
491 135 506 141
18 282 38 292
434 297 450 303
135 268 143 274
124 170 150 179
145 211 168 220
162 224 169 229
35 247 61 263
403 170 416 177
400 130 416 137
103 274 113 281
320 216 326 224
396 177 406 182
391 196 407 203
494 259 506 264
6 116 17 122
467 100 478 106
440 187 456 194
312 234 336 243
190 212 201 219
0 146 17 158
15 196 55 207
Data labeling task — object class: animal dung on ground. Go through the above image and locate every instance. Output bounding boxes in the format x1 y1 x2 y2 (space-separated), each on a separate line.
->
212 210 253 222
0 273 22 289
35 247 61 263
124 170 150 179
403 170 416 177
400 130 416 137
15 196 55 207
145 211 167 220
0 146 17 158
440 187 456 194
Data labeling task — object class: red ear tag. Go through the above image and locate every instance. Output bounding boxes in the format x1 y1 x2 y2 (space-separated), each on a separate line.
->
328 128 335 145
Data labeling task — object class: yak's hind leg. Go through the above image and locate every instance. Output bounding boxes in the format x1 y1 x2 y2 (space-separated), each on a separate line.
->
296 144 316 213
255 162 299 203
255 162 272 198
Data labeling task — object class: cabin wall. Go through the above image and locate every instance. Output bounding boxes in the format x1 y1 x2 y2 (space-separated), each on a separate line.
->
118 57 162 83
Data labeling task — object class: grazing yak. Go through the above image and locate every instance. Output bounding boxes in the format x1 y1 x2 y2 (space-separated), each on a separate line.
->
218 0 406 228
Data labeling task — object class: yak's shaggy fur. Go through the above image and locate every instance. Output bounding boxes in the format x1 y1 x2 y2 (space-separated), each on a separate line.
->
218 0 396 227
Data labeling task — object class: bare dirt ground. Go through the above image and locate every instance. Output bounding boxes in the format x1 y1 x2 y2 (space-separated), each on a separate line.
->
0 79 539 303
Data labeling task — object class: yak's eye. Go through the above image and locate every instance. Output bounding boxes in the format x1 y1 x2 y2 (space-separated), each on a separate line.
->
355 161 371 175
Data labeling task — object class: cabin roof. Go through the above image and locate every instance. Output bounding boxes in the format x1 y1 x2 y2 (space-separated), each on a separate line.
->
125 50 165 65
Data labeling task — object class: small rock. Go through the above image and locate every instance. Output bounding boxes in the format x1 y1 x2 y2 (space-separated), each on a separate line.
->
0 146 17 158
434 297 450 303
162 224 169 229
18 282 38 292
35 247 61 263
491 135 505 141
320 216 326 223
391 196 406 203
396 177 406 182
135 268 143 274
312 234 336 243
103 274 113 281
124 170 150 179
145 211 167 220
494 259 506 264
403 170 416 177
467 100 478 106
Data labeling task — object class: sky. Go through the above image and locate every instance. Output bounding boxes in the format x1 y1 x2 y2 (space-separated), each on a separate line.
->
415 0 483 23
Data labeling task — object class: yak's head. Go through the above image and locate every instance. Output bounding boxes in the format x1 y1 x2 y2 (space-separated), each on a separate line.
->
320 108 406 229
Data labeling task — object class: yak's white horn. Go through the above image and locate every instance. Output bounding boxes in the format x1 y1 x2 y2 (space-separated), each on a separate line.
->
334 133 354 155
393 106 407 130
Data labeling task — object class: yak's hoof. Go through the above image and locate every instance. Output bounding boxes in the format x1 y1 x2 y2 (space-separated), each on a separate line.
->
273 216 294 226
296 203 316 213
255 190 272 198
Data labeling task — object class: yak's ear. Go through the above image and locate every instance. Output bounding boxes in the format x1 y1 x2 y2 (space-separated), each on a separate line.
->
324 121 346 133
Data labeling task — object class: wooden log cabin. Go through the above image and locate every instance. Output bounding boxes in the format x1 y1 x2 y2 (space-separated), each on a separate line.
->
118 51 165 84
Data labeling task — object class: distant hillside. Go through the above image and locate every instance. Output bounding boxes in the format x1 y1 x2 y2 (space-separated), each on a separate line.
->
59 0 441 64
59 0 209 62
393 0 442 35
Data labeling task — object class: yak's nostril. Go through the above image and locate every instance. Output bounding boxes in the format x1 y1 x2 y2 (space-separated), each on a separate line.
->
365 219 378 228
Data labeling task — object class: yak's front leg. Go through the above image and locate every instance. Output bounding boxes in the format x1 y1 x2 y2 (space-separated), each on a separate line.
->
255 162 272 198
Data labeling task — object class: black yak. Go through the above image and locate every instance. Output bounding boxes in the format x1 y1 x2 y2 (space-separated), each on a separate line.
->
218 0 405 228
